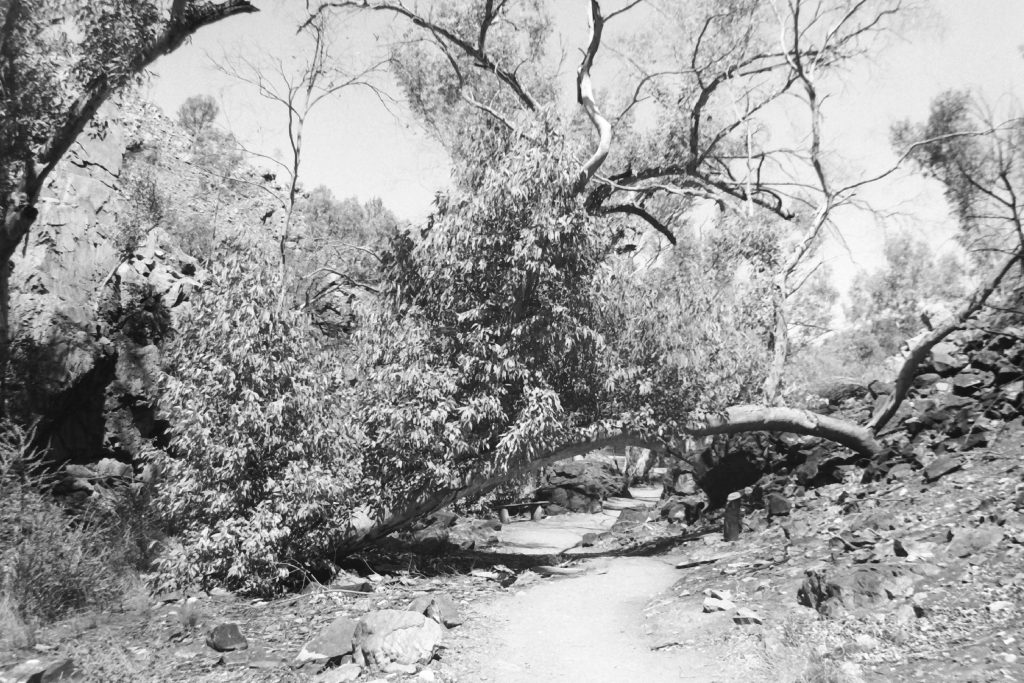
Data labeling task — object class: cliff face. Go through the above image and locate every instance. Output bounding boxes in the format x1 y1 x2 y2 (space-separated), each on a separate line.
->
8 96 276 469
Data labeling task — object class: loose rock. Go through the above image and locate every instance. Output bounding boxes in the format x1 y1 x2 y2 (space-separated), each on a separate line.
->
732 608 763 625
408 593 464 628
295 615 358 666
205 623 247 652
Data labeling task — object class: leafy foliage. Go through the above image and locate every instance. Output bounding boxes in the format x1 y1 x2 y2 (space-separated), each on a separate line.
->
155 250 362 595
0 0 168 206
893 91 1024 259
847 230 965 344
355 127 610 511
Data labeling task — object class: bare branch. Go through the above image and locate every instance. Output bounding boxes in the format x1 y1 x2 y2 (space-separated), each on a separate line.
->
306 1 539 110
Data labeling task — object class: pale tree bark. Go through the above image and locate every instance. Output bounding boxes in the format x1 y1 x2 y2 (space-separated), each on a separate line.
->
572 0 612 195
331 402 883 551
0 0 258 402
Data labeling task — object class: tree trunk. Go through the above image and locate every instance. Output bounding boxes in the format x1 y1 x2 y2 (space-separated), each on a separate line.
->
868 250 1022 434
762 277 789 404
331 404 881 554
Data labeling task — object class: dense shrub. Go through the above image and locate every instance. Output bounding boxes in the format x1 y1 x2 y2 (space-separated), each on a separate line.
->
154 251 363 595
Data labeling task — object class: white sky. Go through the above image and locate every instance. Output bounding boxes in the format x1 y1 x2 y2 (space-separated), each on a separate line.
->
145 0 1024 290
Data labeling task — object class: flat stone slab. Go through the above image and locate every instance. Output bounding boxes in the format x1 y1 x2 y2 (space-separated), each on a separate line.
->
486 513 617 555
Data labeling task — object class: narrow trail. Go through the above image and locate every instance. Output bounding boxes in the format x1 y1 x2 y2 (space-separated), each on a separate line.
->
450 556 731 682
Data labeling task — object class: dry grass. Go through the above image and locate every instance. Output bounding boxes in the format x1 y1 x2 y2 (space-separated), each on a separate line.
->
0 425 155 631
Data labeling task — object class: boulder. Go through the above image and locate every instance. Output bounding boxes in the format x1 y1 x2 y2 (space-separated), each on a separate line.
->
353 610 443 671
765 492 792 517
922 455 963 483
798 566 916 617
407 594 463 628
206 623 248 652
295 615 358 666
448 519 500 550
537 460 628 511
946 526 1003 559
611 507 649 532
951 369 995 396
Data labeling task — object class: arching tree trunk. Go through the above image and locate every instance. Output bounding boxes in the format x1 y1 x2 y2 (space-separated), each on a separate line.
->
332 404 882 553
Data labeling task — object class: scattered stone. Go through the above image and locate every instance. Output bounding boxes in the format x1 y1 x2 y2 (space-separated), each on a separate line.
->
930 350 968 376
295 615 358 666
765 492 792 517
408 593 464 628
732 608 763 625
893 538 936 561
246 647 284 669
315 663 362 683
0 658 81 683
206 623 247 652
702 596 736 613
353 610 443 671
923 454 963 482
952 370 995 396
987 600 1014 613
705 588 733 601
382 662 417 675
416 669 438 682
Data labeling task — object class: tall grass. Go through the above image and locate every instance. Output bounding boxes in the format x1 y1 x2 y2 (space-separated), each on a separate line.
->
0 424 155 643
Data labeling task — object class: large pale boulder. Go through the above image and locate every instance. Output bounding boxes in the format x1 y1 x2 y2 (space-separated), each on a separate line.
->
352 610 442 671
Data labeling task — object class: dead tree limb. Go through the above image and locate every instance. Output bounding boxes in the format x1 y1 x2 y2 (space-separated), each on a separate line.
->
868 250 1023 434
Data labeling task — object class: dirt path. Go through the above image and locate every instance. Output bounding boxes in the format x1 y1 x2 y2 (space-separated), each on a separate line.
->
448 556 736 682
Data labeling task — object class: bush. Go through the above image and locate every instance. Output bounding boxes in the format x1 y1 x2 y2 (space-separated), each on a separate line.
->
0 426 135 626
154 251 362 595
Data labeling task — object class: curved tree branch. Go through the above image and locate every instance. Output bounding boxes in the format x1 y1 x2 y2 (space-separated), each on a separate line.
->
686 405 881 458
596 203 676 245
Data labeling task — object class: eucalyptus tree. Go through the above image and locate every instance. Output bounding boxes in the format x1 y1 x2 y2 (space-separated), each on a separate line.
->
294 0 900 548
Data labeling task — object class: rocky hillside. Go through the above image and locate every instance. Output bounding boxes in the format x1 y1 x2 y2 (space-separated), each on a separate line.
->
8 94 295 483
